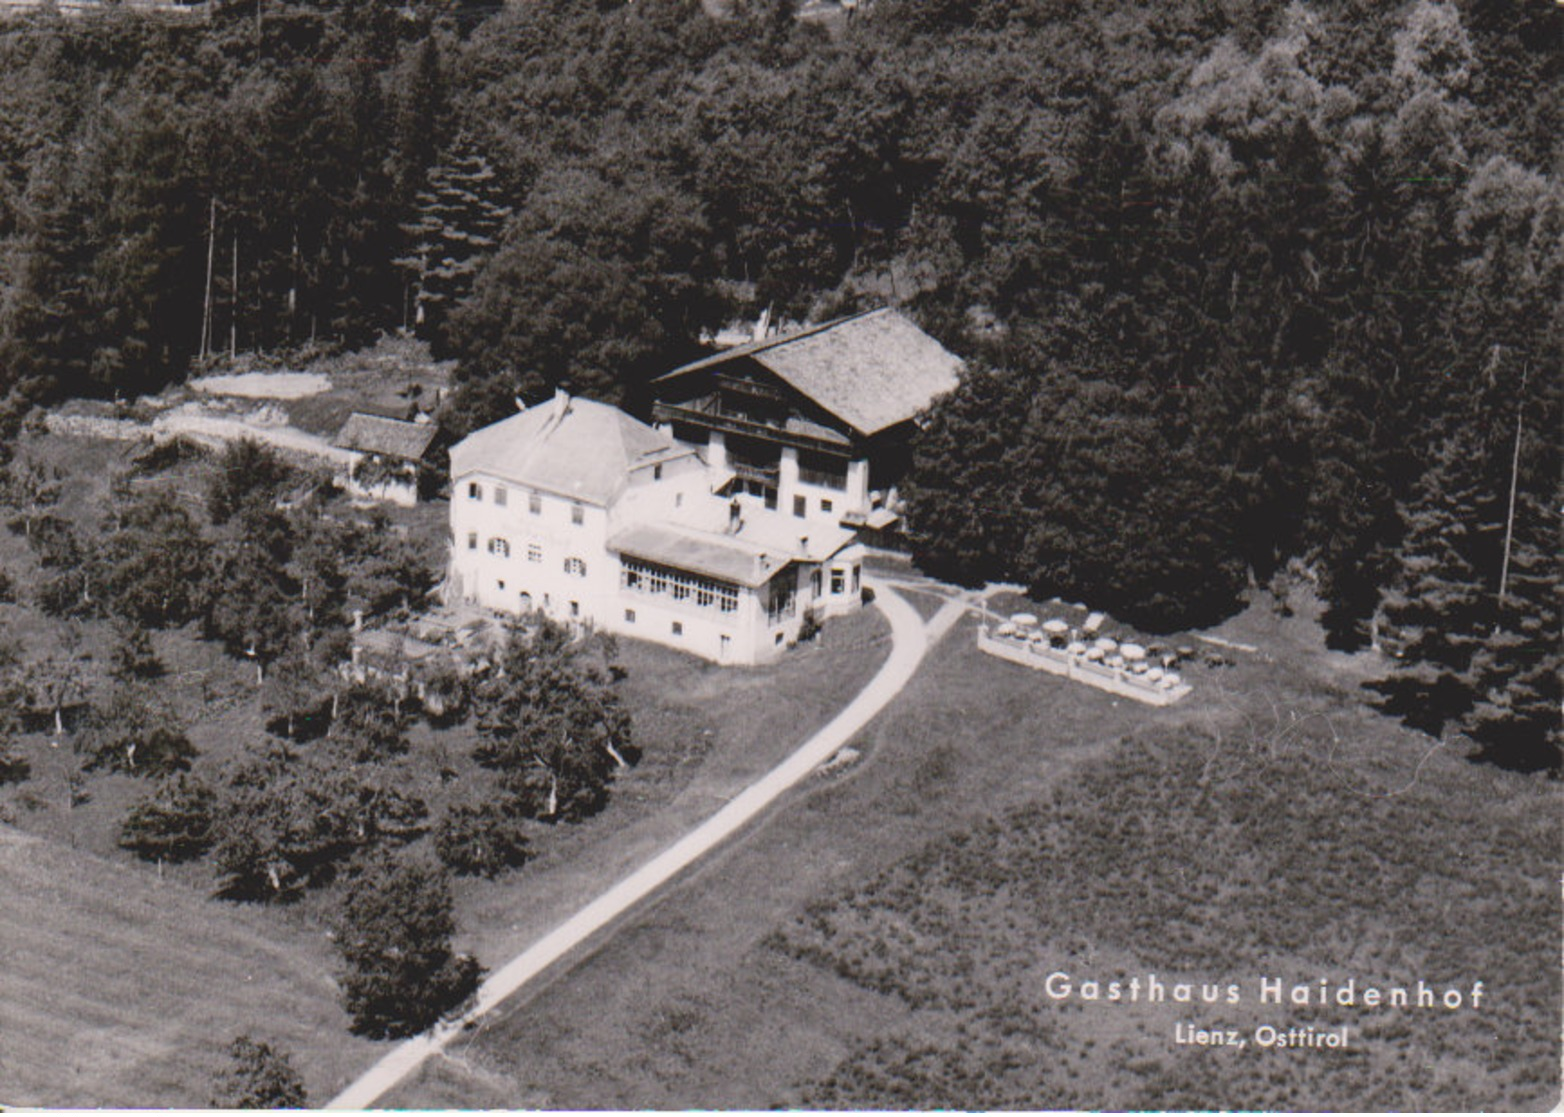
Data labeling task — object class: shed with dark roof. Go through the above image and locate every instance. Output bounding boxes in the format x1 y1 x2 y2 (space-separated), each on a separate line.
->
333 413 441 463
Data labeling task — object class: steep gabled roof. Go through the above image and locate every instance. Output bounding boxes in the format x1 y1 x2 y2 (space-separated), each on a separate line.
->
449 394 692 506
655 308 962 437
333 412 439 461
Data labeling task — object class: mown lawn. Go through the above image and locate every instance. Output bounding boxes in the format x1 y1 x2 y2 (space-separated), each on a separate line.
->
0 823 379 1108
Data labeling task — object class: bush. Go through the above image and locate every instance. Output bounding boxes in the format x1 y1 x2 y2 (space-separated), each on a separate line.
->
78 685 197 777
435 799 531 877
129 436 208 477
334 854 483 1038
109 623 164 682
210 1035 307 1109
0 740 28 784
119 774 215 864
207 440 297 525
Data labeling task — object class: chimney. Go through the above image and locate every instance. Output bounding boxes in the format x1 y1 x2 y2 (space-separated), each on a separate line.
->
728 498 742 534
540 386 571 433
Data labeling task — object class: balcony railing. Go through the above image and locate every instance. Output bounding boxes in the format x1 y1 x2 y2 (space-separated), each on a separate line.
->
653 402 853 456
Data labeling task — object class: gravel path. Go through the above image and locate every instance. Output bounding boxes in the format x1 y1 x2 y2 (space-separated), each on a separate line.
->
325 581 936 1110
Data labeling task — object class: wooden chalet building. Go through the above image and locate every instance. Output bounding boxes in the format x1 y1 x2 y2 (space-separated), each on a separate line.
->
651 308 962 537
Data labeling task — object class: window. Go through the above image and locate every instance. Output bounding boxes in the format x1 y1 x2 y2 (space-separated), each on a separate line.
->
527 543 543 563
488 538 510 557
519 592 532 611
494 486 507 506
675 492 683 508
820 498 833 514
624 608 636 623
720 634 731 658
671 621 683 636
571 503 584 525
467 532 478 551
497 579 505 590
653 464 663 481
564 557 587 577
468 481 482 500
569 601 580 618
852 566 861 593
831 568 845 595
529 493 542 515
793 495 806 518
620 557 739 613
811 569 822 597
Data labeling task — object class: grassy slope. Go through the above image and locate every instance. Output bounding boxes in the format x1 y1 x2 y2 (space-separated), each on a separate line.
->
0 421 893 1106
0 824 379 1107
385 603 1170 1108
387 595 1561 1112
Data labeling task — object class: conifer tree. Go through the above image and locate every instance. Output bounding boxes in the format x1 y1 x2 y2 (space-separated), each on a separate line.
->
1375 430 1503 736
395 136 513 337
1463 485 1562 773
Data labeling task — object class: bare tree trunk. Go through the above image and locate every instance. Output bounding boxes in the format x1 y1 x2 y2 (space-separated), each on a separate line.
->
201 197 217 360
1498 363 1528 608
230 231 239 359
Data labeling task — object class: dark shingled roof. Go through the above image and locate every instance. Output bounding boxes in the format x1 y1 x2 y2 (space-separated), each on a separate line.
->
656 308 962 437
333 413 439 462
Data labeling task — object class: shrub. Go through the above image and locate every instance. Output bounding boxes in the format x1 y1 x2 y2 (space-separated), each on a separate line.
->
77 685 197 777
210 1035 307 1109
435 799 531 877
334 854 483 1038
119 774 215 864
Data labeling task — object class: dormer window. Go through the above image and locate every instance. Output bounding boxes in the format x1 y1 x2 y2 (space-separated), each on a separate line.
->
571 504 584 526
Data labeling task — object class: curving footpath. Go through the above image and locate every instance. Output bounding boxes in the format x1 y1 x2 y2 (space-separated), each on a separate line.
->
326 580 936 1110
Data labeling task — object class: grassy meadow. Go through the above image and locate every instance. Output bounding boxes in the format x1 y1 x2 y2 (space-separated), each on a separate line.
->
387 590 1560 1112
0 412 894 1106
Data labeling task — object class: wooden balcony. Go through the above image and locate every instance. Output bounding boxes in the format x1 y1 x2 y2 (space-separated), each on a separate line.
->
653 401 852 456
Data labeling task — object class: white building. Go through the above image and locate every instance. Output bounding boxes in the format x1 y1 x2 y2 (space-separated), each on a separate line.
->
447 391 863 665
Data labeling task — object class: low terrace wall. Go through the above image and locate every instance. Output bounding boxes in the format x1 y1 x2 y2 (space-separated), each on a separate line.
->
976 626 1191 707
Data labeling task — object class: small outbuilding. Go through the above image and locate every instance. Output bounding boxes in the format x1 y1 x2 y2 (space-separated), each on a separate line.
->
333 412 442 506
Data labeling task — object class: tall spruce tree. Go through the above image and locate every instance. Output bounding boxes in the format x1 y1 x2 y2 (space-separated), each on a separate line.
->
1374 429 1504 736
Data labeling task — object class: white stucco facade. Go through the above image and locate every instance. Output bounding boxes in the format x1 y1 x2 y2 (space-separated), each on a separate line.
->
447 394 863 665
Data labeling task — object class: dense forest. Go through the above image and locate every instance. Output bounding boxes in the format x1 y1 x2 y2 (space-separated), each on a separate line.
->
0 0 1556 770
